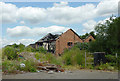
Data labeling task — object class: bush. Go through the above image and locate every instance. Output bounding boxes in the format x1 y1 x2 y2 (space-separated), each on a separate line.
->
105 55 116 63
62 46 85 66
24 46 35 52
36 47 47 53
46 53 60 64
18 43 25 52
19 59 37 72
75 43 88 50
35 52 41 60
2 60 19 73
2 59 38 73
95 63 116 71
3 46 18 60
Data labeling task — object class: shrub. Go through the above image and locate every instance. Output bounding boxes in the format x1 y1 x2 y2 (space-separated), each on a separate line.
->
24 46 35 52
19 59 37 72
18 43 25 52
95 63 115 71
105 55 116 63
2 60 19 73
2 59 38 73
35 52 41 60
46 53 58 64
36 47 47 53
75 43 88 50
62 46 85 66
3 46 18 60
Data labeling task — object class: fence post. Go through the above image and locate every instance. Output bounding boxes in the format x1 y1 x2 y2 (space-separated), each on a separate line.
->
85 51 86 68
116 53 118 58
116 53 118 65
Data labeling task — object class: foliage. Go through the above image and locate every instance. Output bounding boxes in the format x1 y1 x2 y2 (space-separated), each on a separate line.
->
95 63 116 71
3 46 18 60
24 46 35 52
62 46 85 66
2 59 38 73
105 55 116 63
18 43 25 52
89 31 96 39
35 52 41 60
89 16 120 54
19 59 37 72
2 60 19 73
5 43 25 52
80 31 96 39
80 33 89 39
75 42 88 50
36 47 47 54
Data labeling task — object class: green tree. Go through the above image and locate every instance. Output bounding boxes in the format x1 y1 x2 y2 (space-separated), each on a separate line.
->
3 46 18 60
89 16 120 54
18 43 25 52
89 31 96 39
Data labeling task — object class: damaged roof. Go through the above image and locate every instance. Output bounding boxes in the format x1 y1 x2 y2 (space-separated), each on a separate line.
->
37 33 60 42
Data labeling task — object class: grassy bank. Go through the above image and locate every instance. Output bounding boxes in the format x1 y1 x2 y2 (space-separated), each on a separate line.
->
2 45 118 74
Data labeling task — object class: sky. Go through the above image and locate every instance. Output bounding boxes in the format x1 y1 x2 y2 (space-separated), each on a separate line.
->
0 0 119 48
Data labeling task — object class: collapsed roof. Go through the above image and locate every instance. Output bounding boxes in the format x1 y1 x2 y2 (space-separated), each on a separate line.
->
37 33 60 43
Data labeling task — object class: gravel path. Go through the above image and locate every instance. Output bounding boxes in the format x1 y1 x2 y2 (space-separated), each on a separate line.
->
2 70 118 79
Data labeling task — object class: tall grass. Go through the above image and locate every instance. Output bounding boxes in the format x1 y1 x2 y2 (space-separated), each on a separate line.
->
61 46 85 66
35 52 62 65
2 46 18 60
2 59 38 73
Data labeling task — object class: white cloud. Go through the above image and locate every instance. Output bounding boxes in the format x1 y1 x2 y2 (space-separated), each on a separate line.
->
53 2 68 7
7 25 69 37
18 39 35 46
98 17 116 24
82 20 97 33
0 2 18 23
82 16 117 33
20 21 25 24
17 7 47 24
1 0 118 24
96 0 118 17
0 38 35 48
0 38 12 48
47 3 96 24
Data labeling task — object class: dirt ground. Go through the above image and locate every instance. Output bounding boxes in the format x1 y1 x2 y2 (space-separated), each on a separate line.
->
2 70 118 79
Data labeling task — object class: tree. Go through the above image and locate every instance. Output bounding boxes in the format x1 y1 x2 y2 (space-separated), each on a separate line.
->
89 31 96 39
80 33 89 39
89 16 120 54
80 31 96 39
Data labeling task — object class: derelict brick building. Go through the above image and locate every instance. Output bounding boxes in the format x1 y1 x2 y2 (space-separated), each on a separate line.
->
29 29 95 55
55 29 83 55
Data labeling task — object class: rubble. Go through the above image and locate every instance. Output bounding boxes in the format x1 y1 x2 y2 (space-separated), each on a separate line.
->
20 63 25 68
48 71 54 74
37 62 65 73
68 71 72 73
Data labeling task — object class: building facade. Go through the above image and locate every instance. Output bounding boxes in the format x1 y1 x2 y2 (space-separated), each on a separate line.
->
29 29 95 55
55 29 83 55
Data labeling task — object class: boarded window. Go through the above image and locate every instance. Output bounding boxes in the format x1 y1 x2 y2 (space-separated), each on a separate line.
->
89 39 92 42
67 42 73 46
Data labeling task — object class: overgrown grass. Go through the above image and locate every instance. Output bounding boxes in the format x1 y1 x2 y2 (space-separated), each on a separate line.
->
2 44 119 74
2 59 38 74
2 46 18 60
61 46 85 66
35 52 63 65
94 63 117 71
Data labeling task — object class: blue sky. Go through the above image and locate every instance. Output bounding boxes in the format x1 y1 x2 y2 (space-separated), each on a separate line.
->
0 0 118 47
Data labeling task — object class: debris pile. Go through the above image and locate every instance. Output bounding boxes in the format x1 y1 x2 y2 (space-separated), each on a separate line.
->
37 62 65 73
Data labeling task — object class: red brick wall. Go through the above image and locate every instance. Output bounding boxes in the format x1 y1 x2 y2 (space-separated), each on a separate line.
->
84 35 95 43
55 29 83 55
